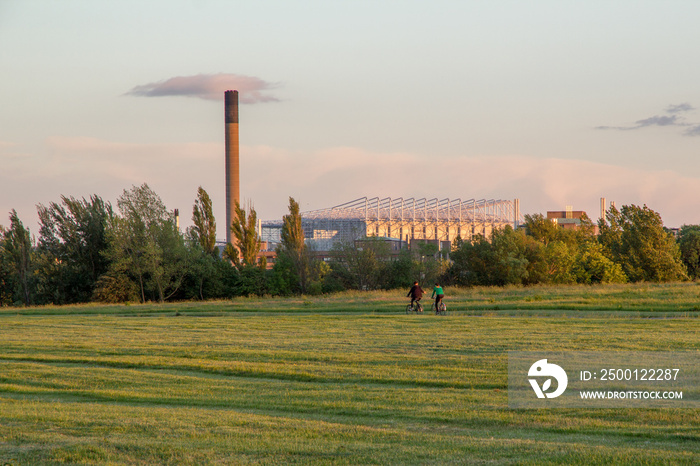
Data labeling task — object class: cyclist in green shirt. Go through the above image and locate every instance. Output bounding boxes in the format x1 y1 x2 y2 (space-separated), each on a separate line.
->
431 283 444 313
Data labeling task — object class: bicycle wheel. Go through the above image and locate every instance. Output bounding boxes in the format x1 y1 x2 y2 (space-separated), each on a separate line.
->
438 303 447 315
416 302 423 313
406 304 413 314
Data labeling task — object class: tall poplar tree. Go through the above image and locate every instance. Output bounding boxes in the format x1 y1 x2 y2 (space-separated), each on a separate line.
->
190 186 217 256
276 197 309 293
228 201 261 268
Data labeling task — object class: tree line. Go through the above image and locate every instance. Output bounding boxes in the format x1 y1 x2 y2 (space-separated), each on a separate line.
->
1 184 699 306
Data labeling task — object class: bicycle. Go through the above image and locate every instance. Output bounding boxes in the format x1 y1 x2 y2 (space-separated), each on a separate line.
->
406 301 424 314
432 301 447 315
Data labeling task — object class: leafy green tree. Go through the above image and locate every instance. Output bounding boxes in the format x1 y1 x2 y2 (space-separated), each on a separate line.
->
1 210 33 305
448 236 492 286
383 249 416 289
212 259 241 297
678 225 700 279
237 265 267 296
183 245 218 300
321 262 350 293
449 227 530 286
544 241 577 284
92 270 140 303
490 226 530 285
151 218 189 302
307 260 331 295
415 242 448 287
189 186 217 257
572 242 627 284
451 211 633 287
523 213 560 245
0 225 13 306
524 212 595 247
181 255 239 300
267 252 295 295
523 240 576 285
99 184 188 303
329 237 391 290
104 186 160 302
34 195 112 304
598 204 687 282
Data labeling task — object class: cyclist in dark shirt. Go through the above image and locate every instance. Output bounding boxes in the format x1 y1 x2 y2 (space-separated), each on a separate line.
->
407 281 424 309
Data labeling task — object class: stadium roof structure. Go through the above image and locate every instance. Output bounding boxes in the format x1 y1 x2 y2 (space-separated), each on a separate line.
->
261 197 521 251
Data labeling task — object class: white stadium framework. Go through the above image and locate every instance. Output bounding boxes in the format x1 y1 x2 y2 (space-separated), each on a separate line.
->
261 197 522 251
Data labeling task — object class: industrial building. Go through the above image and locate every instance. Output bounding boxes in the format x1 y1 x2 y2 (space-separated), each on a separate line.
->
261 196 521 252
546 206 588 230
546 199 614 234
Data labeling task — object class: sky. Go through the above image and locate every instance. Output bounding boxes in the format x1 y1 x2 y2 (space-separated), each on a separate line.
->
2 0 700 240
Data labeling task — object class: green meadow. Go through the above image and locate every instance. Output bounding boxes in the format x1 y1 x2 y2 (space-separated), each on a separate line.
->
1 283 698 464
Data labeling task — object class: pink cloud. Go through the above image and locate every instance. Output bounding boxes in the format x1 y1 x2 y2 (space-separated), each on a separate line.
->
0 137 222 234
126 73 279 103
3 139 700 239
240 147 700 227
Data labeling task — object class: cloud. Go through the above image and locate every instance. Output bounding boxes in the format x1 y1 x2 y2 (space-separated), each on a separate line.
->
4 139 700 239
666 103 694 114
684 125 700 137
39 137 221 188
0 139 32 160
241 146 700 228
0 137 222 234
633 114 683 127
125 73 279 103
596 103 700 135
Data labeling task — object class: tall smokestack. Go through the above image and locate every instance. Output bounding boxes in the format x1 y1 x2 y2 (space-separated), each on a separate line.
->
600 197 607 223
225 90 240 245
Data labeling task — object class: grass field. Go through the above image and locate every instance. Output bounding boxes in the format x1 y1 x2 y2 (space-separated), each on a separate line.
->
1 283 699 464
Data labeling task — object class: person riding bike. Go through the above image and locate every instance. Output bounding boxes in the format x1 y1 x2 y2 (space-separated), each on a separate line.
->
407 281 424 309
431 283 445 313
